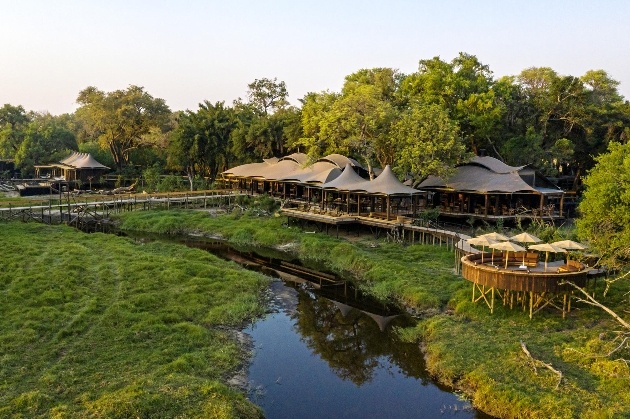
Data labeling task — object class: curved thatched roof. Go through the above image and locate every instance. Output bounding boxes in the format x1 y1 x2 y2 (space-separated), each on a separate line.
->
222 161 274 178
469 156 525 174
418 156 562 195
71 154 110 169
279 161 342 184
278 152 309 165
317 153 363 169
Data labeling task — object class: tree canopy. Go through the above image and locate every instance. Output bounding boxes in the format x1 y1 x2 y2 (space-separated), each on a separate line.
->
75 85 171 170
577 141 630 272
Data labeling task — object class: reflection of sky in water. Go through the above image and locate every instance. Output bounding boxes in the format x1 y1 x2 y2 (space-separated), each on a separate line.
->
245 281 483 419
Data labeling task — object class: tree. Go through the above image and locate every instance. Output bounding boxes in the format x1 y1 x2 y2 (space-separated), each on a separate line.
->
14 113 77 176
170 101 236 190
575 141 630 346
0 104 31 159
297 69 400 177
393 103 468 182
230 78 294 162
76 86 171 170
399 53 502 155
246 77 288 116
576 141 630 273
292 91 340 157
322 83 397 176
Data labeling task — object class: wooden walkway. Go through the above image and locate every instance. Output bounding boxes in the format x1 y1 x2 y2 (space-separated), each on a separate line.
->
0 190 244 230
280 208 472 260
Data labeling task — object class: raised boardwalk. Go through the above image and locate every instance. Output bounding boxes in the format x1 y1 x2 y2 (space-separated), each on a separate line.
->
0 190 244 229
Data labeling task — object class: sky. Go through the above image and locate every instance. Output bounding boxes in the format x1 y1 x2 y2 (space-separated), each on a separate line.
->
2 0 629 115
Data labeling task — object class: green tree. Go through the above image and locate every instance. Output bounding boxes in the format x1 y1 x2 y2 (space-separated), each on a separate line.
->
0 104 31 159
323 83 396 175
298 69 400 176
170 101 236 190
575 140 630 336
76 85 171 170
393 103 468 182
230 78 294 161
399 53 502 155
577 141 630 272
293 91 340 157
14 113 77 176
246 77 289 115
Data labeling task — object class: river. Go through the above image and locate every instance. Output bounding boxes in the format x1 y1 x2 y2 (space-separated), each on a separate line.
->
126 233 491 418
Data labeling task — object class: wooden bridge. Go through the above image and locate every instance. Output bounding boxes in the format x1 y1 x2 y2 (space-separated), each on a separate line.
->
0 190 244 231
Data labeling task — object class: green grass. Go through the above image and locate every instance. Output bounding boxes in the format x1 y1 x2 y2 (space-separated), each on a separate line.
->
0 222 265 418
116 210 465 311
116 209 630 418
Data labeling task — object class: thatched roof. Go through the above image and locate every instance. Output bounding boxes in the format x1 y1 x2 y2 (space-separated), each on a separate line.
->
279 161 343 184
362 165 423 196
57 152 109 170
321 164 368 191
222 153 364 185
418 156 562 195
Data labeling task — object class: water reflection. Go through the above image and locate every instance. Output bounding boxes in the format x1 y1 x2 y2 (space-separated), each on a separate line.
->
246 280 486 418
120 232 489 418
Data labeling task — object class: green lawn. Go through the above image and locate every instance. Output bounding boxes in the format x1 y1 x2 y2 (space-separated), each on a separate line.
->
0 222 266 418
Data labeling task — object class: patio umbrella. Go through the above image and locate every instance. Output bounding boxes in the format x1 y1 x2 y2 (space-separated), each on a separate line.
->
489 241 527 269
510 232 542 267
528 243 566 272
550 240 587 263
467 236 498 263
510 232 542 245
479 232 510 241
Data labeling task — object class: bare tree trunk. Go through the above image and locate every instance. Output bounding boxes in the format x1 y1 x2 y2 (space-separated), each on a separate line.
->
566 281 630 331
187 167 194 191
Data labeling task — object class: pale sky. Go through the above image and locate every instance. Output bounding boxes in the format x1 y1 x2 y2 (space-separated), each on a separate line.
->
2 0 628 115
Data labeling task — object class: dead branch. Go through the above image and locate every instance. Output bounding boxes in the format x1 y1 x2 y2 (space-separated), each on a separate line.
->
520 341 563 390
563 281 630 331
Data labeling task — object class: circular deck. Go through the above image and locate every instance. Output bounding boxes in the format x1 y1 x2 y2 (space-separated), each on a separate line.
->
460 252 596 318
461 252 589 292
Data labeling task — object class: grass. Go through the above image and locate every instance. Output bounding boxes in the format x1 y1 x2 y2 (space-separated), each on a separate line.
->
0 222 266 418
116 209 465 312
115 209 630 418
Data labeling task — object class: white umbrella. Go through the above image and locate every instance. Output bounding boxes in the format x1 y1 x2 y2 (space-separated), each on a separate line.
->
550 240 587 263
479 232 510 241
528 243 566 271
489 241 527 269
467 236 498 263
510 232 542 244
510 232 542 267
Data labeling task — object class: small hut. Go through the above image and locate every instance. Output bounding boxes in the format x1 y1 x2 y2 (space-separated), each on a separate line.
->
35 152 110 187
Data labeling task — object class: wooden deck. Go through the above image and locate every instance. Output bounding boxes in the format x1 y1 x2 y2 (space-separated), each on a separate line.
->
460 252 595 318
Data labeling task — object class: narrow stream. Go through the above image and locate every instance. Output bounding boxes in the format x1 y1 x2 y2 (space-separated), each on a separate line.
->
124 233 491 418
